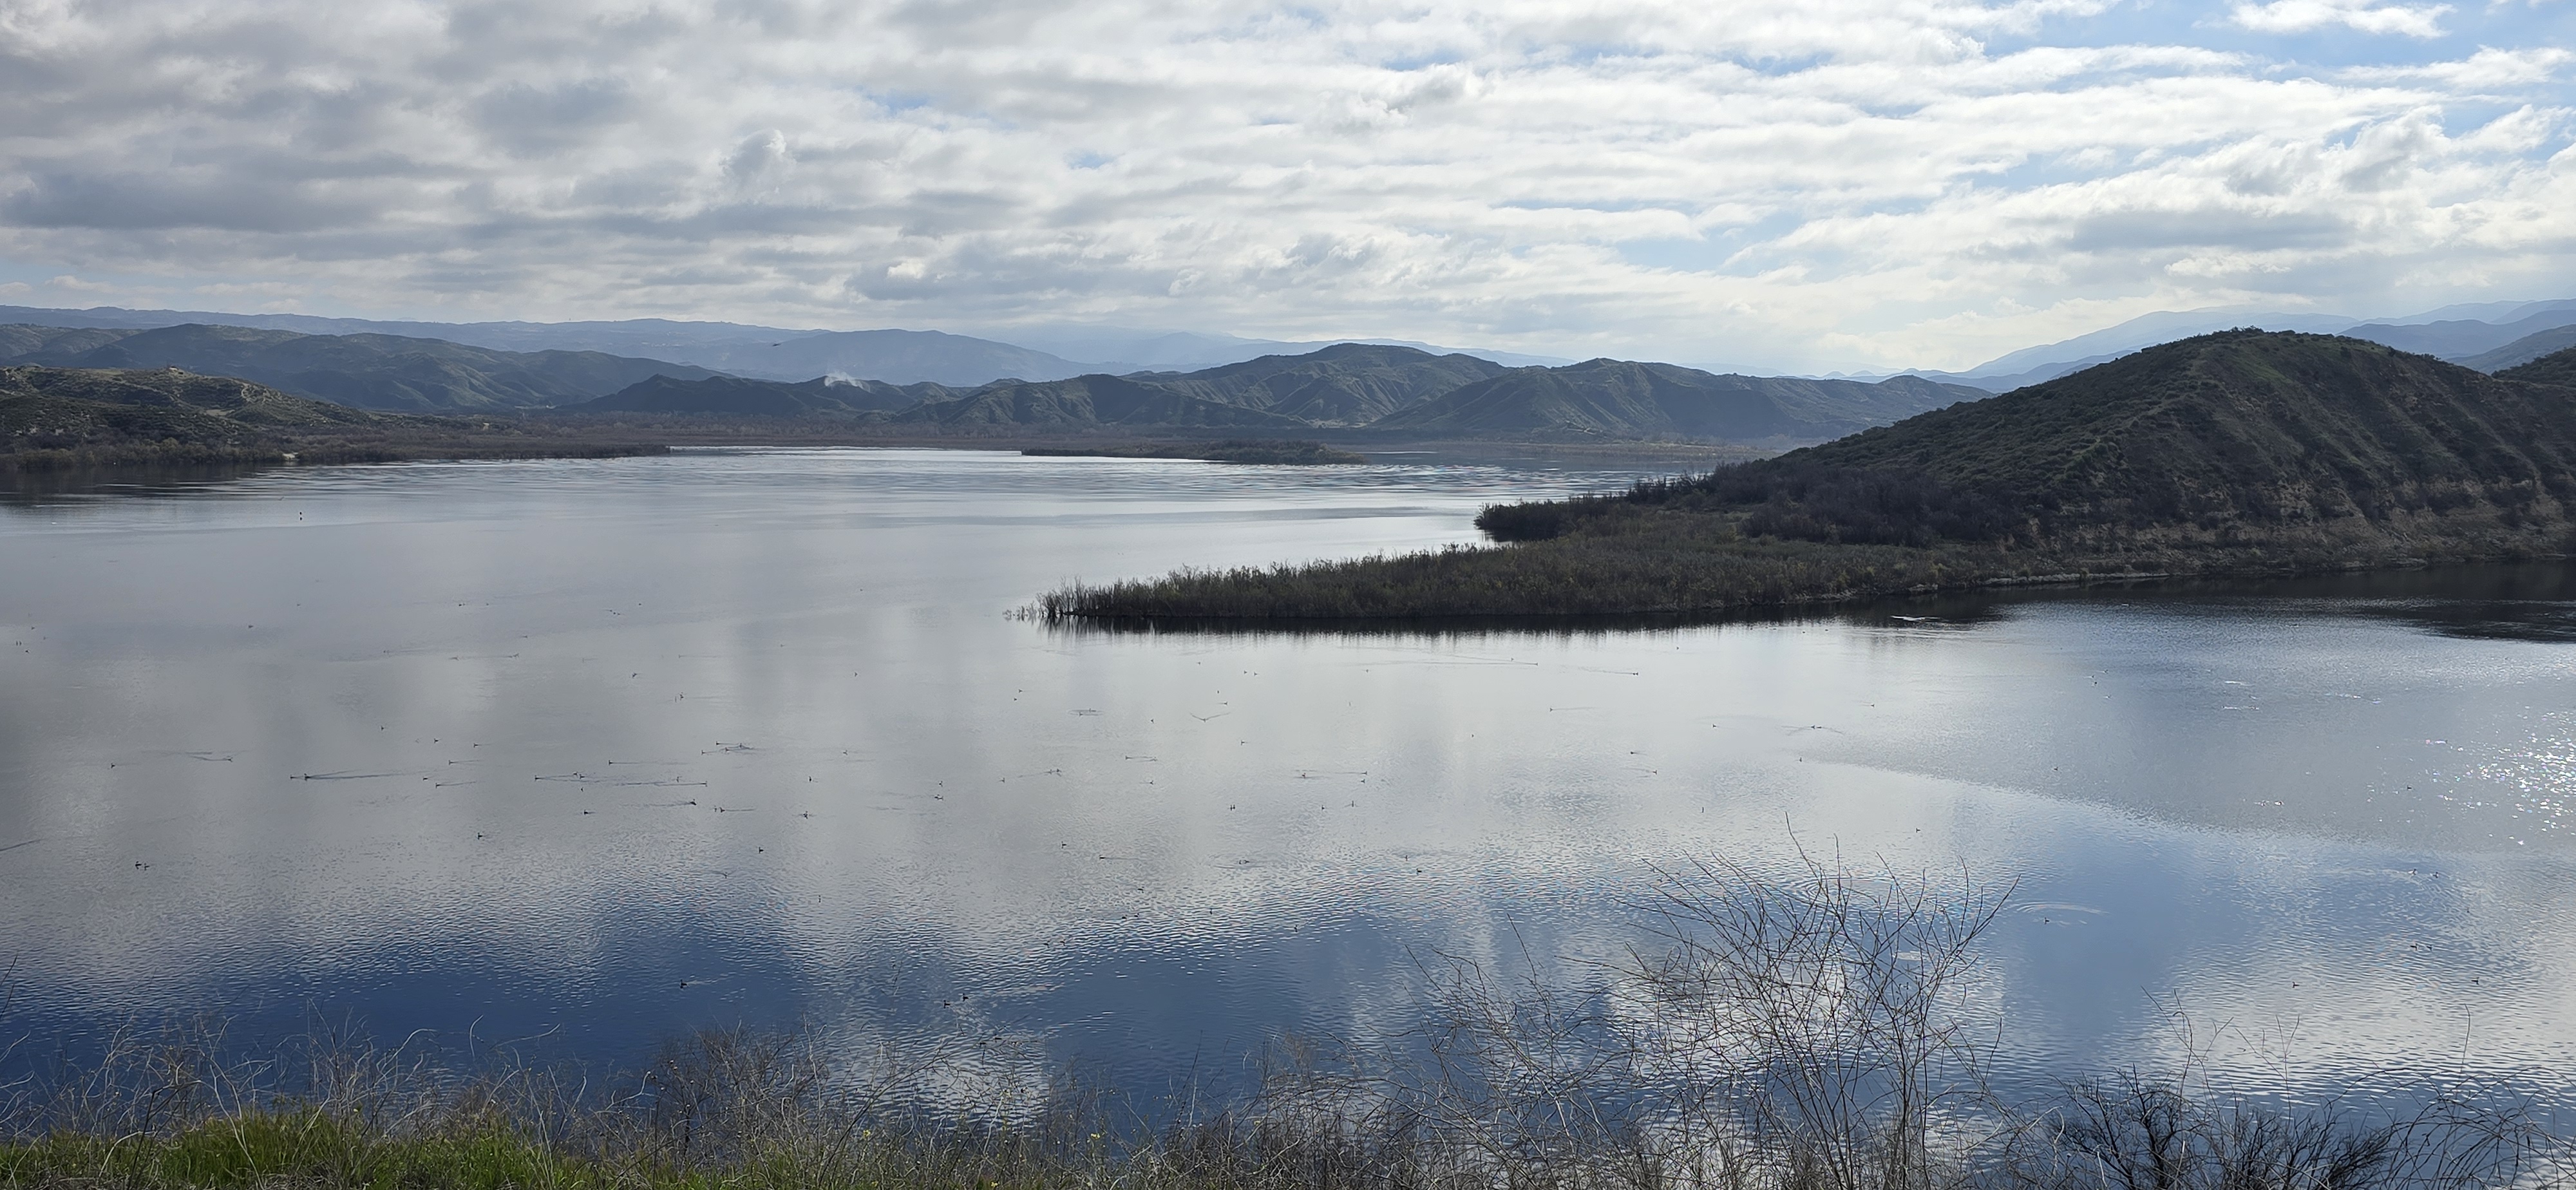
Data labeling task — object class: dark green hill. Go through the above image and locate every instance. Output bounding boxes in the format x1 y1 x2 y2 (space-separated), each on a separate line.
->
1 364 383 458
2497 345 2576 390
1728 330 2576 547
1045 332 2576 619
567 373 952 416
1370 360 1982 444
1 366 666 468
0 323 719 412
896 374 1312 430
1139 343 1508 424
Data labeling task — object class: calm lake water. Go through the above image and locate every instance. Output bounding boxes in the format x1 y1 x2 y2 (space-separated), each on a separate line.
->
2 448 2572 1109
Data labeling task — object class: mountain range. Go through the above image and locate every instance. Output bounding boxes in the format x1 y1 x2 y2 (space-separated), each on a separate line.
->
3 293 2571 421
1053 334 2576 619
1902 298 2576 391
0 323 718 412
0 364 672 467
589 342 1980 444
0 305 1559 386
1374 361 1978 444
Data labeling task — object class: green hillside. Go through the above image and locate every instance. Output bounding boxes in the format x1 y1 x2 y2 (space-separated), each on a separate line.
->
1139 343 1508 424
0 323 719 411
2497 345 2576 390
567 373 949 416
896 373 1313 430
1372 359 1980 443
1046 332 2576 619
1 366 665 468
2 364 381 458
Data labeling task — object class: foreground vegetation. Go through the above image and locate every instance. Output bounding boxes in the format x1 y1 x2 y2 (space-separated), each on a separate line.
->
5 859 2564 1190
1046 334 2576 620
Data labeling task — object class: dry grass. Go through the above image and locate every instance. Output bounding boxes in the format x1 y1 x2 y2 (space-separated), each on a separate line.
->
4 858 2562 1190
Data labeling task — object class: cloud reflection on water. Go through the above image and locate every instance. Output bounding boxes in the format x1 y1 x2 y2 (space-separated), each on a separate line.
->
0 449 2571 1112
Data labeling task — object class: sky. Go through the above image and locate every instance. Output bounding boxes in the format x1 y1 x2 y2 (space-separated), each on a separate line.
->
0 0 2571 372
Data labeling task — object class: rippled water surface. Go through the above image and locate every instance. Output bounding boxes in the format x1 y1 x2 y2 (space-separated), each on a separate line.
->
2 448 2572 1104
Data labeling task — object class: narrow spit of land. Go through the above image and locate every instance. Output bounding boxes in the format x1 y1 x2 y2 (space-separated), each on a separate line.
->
1043 332 2576 621
1021 440 1372 464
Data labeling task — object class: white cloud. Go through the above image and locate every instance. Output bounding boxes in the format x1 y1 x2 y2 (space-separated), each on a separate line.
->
2230 0 2455 37
2341 45 2573 86
0 0 2568 370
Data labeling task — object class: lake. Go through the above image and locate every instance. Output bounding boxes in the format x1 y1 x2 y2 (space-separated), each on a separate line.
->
2 448 2571 1111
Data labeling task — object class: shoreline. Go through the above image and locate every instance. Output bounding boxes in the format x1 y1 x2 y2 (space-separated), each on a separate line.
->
1038 535 2574 624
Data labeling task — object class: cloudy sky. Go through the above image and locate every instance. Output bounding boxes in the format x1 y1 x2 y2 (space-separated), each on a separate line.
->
1 0 2571 371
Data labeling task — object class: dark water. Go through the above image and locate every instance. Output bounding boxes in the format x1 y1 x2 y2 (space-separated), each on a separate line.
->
1 449 2571 1108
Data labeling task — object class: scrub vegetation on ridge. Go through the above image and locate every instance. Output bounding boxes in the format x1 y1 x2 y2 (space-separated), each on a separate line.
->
0 366 670 469
1043 333 2576 620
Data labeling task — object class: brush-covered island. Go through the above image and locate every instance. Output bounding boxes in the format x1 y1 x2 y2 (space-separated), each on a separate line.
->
1043 331 2576 620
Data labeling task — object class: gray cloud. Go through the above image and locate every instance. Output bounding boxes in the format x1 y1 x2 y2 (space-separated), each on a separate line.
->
0 0 2568 370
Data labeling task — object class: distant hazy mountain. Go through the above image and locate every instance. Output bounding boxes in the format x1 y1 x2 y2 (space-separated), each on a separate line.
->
1126 343 1510 424
2459 325 2576 374
569 373 954 416
0 304 1573 386
574 343 1978 442
0 323 716 411
0 305 1091 386
2339 305 2576 360
577 343 1505 428
896 375 1314 430
1899 298 2576 392
674 330 1084 385
982 325 1570 373
1374 361 1982 444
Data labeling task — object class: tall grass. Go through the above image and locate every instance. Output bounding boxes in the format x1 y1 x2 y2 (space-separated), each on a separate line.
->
5 856 2563 1190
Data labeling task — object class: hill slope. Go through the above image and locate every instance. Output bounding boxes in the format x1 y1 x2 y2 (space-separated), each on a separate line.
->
1137 343 1509 424
567 374 952 416
0 323 718 412
2463 326 2576 374
2497 345 2576 391
1 366 665 466
1374 360 1983 444
2343 307 2576 361
2 364 381 453
1047 332 2576 619
895 374 1315 430
678 328 1085 385
1749 330 2576 545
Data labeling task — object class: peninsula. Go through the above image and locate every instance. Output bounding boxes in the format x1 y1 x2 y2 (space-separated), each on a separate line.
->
1043 331 2576 619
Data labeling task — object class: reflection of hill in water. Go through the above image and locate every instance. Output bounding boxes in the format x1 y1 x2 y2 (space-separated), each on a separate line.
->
1052 561 2576 644
1975 564 2576 644
0 460 277 506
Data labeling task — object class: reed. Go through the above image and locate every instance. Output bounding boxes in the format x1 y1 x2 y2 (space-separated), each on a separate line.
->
5 857 2562 1190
